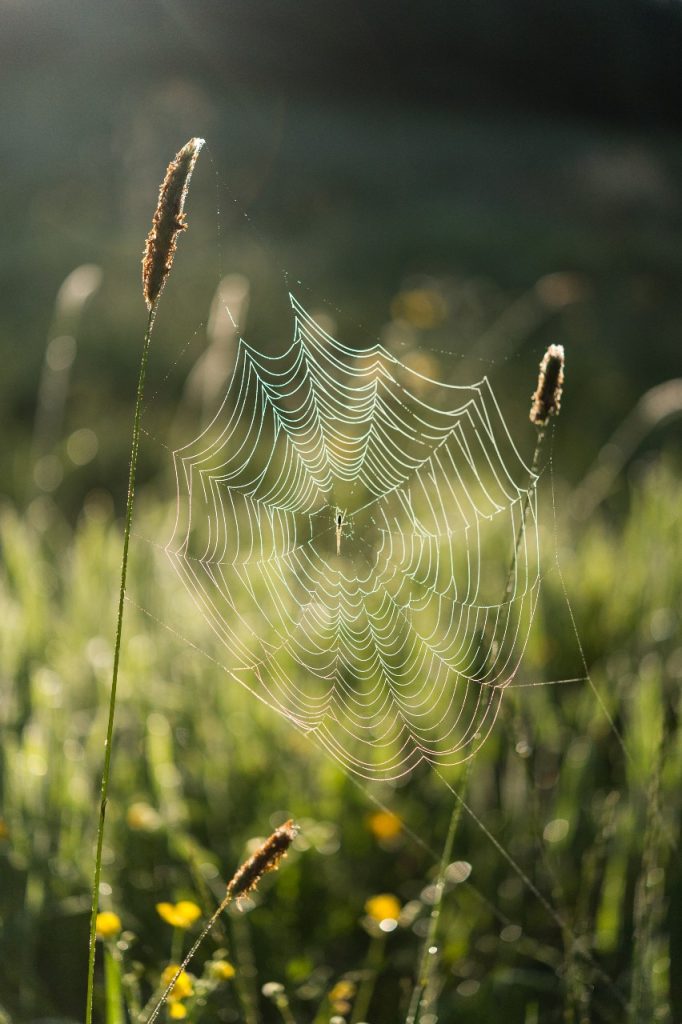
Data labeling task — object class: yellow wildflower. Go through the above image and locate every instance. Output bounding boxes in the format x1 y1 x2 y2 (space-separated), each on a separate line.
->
330 980 356 1002
365 893 401 924
156 900 202 928
161 965 194 1001
95 911 122 940
330 977 356 1014
169 1003 187 1019
209 959 236 981
367 810 402 841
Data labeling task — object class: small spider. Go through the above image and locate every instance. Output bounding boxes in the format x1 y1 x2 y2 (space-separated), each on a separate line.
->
335 508 346 555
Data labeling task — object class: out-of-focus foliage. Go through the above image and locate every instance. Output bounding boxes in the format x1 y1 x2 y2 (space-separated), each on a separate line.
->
2 1 682 512
1 458 680 1022
2 4 682 1021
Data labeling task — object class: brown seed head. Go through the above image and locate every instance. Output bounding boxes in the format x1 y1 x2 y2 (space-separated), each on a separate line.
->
530 344 565 427
142 137 205 309
226 820 298 900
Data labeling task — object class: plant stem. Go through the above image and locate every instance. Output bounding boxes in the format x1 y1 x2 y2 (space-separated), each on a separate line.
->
171 927 183 967
85 305 156 1024
405 769 467 1024
103 944 125 1024
407 426 546 1024
505 428 545 600
351 933 386 1024
143 894 233 1024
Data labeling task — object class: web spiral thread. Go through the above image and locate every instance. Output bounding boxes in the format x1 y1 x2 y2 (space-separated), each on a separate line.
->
166 295 540 780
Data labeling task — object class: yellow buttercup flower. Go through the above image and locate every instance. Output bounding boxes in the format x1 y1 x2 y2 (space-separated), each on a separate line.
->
367 810 402 841
95 911 122 940
156 900 202 928
330 980 356 1002
169 1003 187 1019
161 965 194 1001
365 893 401 924
209 959 236 981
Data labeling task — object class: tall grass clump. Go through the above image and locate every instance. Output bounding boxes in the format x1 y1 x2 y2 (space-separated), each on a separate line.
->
84 137 205 1024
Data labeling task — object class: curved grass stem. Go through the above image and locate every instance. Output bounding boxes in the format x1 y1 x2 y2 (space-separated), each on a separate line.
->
407 425 547 1024
405 768 467 1024
142 894 233 1024
85 305 157 1024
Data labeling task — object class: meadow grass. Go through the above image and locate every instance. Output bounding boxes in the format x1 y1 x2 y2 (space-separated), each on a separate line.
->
84 138 205 1024
0 457 680 1022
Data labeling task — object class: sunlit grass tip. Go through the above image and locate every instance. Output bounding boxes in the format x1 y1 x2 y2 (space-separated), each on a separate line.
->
144 820 298 1024
227 819 298 899
530 343 565 426
142 137 205 309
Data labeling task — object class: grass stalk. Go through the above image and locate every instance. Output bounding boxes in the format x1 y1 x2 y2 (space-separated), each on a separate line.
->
85 305 156 1024
406 386 555 1024
404 771 467 1024
103 943 125 1024
351 933 386 1024
142 893 233 1024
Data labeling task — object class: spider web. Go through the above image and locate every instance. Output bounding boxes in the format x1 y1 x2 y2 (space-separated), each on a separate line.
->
163 294 541 781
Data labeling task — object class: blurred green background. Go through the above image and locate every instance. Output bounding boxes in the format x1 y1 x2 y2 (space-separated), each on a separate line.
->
2 0 682 507
1 2 682 1022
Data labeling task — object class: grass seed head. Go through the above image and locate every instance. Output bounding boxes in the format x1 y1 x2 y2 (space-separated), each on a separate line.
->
142 137 205 309
530 343 565 427
226 820 298 899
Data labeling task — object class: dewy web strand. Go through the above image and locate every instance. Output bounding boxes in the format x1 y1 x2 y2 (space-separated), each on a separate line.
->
161 294 542 781
130 300 630 1006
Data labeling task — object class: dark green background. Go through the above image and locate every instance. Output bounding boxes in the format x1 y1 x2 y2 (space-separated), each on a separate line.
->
2 0 681 510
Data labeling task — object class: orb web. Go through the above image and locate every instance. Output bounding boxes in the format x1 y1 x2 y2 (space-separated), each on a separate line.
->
166 294 540 780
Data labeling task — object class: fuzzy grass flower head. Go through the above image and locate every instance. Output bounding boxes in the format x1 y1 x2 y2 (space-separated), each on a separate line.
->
156 900 202 929
95 911 122 940
226 819 298 899
142 137 205 309
530 343 565 426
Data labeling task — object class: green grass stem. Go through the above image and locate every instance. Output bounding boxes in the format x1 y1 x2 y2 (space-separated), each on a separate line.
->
351 932 386 1024
143 892 233 1024
406 421 547 1024
103 944 125 1024
85 305 156 1024
404 773 466 1024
